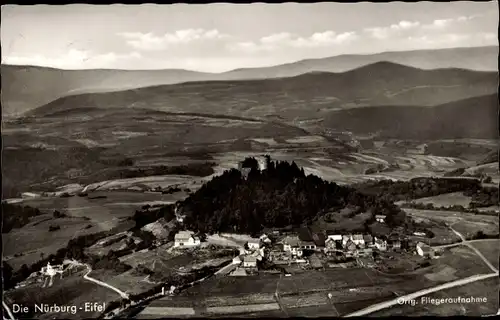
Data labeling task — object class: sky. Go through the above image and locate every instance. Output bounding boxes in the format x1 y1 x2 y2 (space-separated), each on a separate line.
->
1 2 498 73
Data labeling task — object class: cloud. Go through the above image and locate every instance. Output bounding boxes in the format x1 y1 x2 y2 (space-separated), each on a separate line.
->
3 49 142 69
422 14 483 30
229 30 358 52
364 20 420 39
365 14 488 40
118 29 229 51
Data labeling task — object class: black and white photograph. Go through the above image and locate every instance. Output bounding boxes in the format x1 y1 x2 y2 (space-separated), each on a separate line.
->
1 2 499 318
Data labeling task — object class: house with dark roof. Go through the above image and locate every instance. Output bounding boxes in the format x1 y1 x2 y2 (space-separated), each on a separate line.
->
312 233 326 250
363 234 374 247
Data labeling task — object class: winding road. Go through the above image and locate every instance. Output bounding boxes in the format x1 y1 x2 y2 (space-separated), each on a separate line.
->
344 224 499 317
344 272 499 317
65 260 130 299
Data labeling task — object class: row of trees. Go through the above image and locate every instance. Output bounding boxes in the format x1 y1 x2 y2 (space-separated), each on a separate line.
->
2 203 43 233
176 156 404 235
353 177 483 203
401 201 498 216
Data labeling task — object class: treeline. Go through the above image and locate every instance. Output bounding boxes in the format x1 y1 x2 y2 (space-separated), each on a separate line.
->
400 202 498 216
465 186 498 208
114 163 216 179
178 156 404 236
2 203 43 233
353 177 482 203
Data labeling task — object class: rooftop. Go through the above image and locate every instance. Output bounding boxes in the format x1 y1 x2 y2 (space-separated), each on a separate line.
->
244 256 257 263
175 230 194 240
248 238 260 244
283 236 301 247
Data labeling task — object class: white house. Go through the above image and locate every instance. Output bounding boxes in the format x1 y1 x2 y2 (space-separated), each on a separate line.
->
375 214 386 223
327 234 342 242
283 236 303 257
243 256 258 268
374 238 387 251
416 242 434 258
259 234 272 244
174 231 201 248
413 232 426 237
247 238 261 250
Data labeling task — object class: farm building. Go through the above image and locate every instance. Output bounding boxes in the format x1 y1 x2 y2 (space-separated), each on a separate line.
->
342 235 352 247
301 241 316 250
327 234 342 242
259 234 272 244
312 233 326 250
416 242 434 258
282 236 303 257
174 231 201 248
243 256 258 268
374 238 387 251
363 234 374 247
375 214 386 223
246 238 261 250
345 239 357 252
352 234 365 247
388 239 402 251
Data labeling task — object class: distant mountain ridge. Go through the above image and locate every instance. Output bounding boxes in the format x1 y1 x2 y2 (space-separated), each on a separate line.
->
27 62 498 142
2 45 498 116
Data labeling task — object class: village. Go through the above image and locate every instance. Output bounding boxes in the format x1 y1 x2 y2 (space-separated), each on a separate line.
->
170 211 438 278
156 156 439 278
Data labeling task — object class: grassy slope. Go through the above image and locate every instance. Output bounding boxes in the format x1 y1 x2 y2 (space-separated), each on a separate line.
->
25 62 497 123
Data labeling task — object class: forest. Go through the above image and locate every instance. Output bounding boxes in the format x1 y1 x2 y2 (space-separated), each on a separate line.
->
178 156 405 235
1 203 43 233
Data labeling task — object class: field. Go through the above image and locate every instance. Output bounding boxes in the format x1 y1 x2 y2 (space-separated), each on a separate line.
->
402 208 499 241
3 214 100 269
410 192 472 208
4 268 122 320
428 246 492 280
90 269 158 296
470 239 500 270
451 221 499 239
371 277 499 316
134 267 453 317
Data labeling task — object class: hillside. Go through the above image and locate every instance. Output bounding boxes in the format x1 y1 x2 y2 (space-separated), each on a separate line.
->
26 62 497 123
223 46 498 79
3 46 497 116
173 157 405 235
322 94 499 140
1 65 214 117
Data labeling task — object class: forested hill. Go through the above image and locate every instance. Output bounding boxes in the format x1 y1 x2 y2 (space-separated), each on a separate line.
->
179 156 404 235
